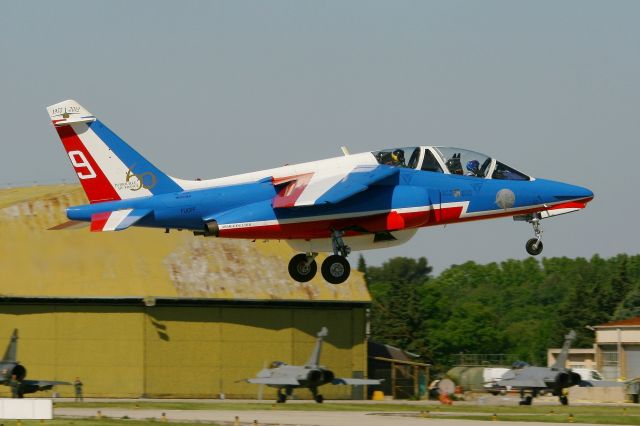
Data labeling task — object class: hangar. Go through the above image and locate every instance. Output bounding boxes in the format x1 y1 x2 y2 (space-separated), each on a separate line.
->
0 184 370 399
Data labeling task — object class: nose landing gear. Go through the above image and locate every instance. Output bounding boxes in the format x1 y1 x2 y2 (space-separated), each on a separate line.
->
515 213 544 256
525 215 543 256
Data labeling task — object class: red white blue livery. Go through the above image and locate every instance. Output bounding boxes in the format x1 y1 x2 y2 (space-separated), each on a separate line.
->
48 100 594 284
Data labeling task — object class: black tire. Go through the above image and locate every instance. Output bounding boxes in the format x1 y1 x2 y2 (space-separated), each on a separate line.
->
519 396 532 405
321 255 351 284
277 393 287 403
560 395 568 406
525 238 543 256
288 254 317 282
315 394 324 403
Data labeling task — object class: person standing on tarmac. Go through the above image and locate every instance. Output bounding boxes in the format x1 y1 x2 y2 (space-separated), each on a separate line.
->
73 377 83 402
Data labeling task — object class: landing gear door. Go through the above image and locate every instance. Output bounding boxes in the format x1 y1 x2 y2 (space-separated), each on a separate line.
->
428 189 441 223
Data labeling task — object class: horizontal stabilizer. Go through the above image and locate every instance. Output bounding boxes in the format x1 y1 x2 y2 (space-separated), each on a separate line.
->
91 208 151 232
247 377 300 385
332 378 383 386
48 220 89 231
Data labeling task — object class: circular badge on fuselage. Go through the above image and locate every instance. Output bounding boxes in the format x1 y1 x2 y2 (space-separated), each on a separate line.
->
496 189 516 209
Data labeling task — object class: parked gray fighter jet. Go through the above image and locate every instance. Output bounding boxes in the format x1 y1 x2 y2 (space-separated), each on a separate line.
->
0 329 70 397
497 330 581 405
245 327 381 403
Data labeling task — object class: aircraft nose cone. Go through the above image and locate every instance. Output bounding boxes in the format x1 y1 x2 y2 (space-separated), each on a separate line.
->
568 184 594 203
550 182 594 204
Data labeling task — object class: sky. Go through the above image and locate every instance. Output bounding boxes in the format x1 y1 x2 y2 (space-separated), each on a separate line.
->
1 1 638 273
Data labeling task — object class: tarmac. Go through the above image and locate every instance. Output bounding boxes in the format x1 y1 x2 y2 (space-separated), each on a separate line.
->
53 397 633 426
54 407 605 426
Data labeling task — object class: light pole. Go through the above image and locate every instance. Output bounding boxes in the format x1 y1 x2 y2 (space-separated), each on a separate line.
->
617 328 622 381
584 325 596 372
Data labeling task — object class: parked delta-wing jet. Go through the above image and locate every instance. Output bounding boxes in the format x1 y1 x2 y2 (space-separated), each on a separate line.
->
47 100 594 284
496 331 581 405
0 330 70 398
244 327 381 403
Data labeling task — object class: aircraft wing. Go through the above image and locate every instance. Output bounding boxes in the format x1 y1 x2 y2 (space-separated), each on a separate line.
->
246 377 300 385
332 378 383 386
22 379 72 387
496 378 548 389
272 165 398 208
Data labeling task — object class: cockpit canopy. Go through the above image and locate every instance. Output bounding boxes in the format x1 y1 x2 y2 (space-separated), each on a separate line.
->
270 361 286 368
372 146 531 181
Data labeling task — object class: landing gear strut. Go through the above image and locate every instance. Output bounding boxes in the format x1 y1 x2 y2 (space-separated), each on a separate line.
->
277 387 293 403
321 231 351 284
521 214 544 256
310 386 324 403
525 215 543 256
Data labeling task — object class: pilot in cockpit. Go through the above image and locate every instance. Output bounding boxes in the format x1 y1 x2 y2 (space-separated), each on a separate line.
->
389 149 405 167
445 153 463 175
466 160 480 177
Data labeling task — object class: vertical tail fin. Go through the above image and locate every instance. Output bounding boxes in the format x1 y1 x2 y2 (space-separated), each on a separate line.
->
2 329 18 363
47 100 182 203
305 327 328 367
552 330 576 369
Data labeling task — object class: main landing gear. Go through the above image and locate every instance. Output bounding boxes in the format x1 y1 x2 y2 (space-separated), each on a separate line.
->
277 387 293 403
288 231 352 284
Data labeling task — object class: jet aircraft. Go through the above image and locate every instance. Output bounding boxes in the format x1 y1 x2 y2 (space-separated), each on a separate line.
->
47 100 594 284
496 331 581 405
244 327 381 403
0 329 70 397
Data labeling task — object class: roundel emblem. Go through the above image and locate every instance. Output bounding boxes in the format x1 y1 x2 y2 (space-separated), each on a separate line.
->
496 189 516 209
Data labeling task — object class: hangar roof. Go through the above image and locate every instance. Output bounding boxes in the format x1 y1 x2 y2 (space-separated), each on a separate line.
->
0 185 370 302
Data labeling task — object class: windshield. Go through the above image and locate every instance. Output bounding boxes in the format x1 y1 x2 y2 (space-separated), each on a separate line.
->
372 147 421 169
432 147 491 177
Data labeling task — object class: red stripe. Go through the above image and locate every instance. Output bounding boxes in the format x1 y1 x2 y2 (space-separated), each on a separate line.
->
56 126 120 204
217 198 593 240
90 212 111 232
548 201 586 211
272 173 314 208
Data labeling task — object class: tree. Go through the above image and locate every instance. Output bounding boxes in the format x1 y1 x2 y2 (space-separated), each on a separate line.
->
366 257 432 356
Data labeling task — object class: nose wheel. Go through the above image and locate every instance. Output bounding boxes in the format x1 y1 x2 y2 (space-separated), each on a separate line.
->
525 215 543 256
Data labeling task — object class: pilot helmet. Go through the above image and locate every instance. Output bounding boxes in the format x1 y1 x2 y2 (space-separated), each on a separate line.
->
391 149 404 163
466 160 480 173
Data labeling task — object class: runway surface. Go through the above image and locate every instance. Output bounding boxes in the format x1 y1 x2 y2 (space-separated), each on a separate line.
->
55 406 608 426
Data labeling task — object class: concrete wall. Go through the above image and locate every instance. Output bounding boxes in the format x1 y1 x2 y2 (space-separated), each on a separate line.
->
568 386 628 403
597 328 640 344
0 302 366 399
